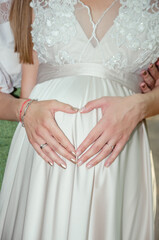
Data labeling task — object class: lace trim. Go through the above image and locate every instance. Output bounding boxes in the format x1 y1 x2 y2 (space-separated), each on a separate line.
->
110 0 159 70
0 1 11 24
30 0 77 63
30 0 159 71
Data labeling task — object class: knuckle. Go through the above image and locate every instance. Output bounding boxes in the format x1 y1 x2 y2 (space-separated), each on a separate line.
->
52 145 58 152
94 143 101 152
87 134 94 142
115 144 122 152
53 99 58 104
65 104 71 110
29 137 34 145
43 119 50 128
145 77 154 87
43 147 51 155
63 143 70 151
35 127 41 136
102 148 109 156
55 135 62 142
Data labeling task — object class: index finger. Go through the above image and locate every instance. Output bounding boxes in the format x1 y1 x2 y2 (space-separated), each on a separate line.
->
50 121 76 154
76 121 103 157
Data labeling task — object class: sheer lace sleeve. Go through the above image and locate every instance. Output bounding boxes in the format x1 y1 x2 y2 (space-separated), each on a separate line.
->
0 0 11 24
0 0 21 93
0 62 14 93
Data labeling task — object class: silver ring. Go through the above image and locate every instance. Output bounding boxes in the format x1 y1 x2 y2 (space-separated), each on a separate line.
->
106 143 114 151
40 143 48 149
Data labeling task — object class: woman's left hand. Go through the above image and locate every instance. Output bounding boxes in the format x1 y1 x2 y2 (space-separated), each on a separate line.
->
76 95 144 168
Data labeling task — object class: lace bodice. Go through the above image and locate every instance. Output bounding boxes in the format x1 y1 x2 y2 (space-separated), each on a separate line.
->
30 0 159 74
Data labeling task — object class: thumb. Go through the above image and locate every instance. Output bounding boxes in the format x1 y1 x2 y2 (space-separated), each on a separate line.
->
54 101 79 114
79 98 103 113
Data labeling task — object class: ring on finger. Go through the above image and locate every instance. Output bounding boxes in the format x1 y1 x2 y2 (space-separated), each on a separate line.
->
40 143 48 149
106 142 115 151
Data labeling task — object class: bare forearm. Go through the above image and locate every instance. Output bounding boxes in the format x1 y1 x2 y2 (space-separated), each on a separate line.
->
0 93 24 121
20 51 39 98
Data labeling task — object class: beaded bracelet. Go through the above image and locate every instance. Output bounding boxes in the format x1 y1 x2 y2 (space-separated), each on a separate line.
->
19 99 31 123
21 99 38 127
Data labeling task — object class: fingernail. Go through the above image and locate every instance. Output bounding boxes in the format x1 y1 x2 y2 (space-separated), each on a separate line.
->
141 83 146 88
72 151 76 156
79 106 85 113
87 163 93 169
76 150 82 157
149 63 153 69
77 160 83 167
71 158 77 163
48 161 53 166
61 163 67 169
142 71 147 76
105 162 110 168
72 107 79 112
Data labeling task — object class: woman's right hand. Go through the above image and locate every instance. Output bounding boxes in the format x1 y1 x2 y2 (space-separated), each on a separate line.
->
22 99 78 169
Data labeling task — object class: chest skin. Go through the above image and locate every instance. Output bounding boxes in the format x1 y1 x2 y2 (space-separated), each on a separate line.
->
80 0 118 24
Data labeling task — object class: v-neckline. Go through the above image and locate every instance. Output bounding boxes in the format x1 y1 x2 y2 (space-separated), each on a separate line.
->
75 16 115 48
74 0 121 48
78 0 118 26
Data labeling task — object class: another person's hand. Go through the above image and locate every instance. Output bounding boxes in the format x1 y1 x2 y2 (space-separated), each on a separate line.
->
140 59 159 93
22 99 78 169
76 95 143 168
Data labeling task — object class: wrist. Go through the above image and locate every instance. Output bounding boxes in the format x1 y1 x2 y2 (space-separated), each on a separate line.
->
21 99 38 127
15 98 28 122
129 93 148 121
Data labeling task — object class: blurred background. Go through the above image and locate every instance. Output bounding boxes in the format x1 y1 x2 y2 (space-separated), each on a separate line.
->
146 116 159 240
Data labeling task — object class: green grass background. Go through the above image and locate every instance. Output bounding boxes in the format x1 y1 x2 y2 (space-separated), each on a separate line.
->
0 89 20 188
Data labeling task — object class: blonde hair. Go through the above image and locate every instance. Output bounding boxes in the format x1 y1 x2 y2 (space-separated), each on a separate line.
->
9 0 33 64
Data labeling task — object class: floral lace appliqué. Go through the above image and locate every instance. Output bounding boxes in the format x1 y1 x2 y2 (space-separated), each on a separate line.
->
110 0 159 70
0 1 11 24
30 0 159 71
30 0 77 63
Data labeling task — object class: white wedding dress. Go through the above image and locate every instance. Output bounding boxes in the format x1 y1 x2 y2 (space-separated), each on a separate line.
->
0 0 159 239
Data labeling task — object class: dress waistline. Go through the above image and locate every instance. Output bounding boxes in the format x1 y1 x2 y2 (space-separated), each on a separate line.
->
37 63 142 93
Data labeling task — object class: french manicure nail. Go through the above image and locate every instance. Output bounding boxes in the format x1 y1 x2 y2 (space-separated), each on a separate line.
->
72 107 79 112
48 161 53 166
79 106 85 113
61 163 67 169
72 151 76 156
105 162 110 168
87 164 93 169
71 158 77 163
77 160 83 167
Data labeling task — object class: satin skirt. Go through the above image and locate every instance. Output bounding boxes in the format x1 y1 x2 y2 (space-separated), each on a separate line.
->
0 74 157 240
